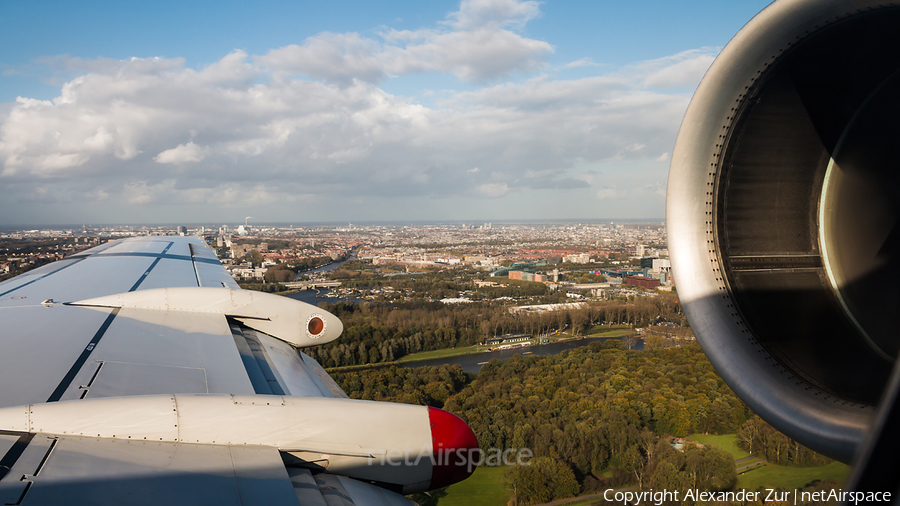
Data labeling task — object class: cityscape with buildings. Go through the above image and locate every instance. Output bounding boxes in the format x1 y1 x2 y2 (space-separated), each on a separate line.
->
0 221 672 302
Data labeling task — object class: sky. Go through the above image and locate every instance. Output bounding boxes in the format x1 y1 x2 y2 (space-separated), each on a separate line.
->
0 0 772 226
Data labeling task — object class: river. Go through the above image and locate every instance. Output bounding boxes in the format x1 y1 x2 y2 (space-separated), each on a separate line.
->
293 247 358 278
286 247 364 305
400 337 645 374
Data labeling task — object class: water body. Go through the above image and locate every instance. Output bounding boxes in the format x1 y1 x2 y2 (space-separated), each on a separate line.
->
287 248 363 305
293 247 358 278
400 337 645 374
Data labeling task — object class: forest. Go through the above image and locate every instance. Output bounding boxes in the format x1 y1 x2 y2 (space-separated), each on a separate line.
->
330 269 554 299
333 343 833 505
304 294 684 368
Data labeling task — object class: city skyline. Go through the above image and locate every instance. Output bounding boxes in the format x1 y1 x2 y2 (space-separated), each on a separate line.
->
0 218 666 233
0 0 770 226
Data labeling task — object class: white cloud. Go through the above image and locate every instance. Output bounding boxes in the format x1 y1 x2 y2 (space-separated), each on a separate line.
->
83 126 114 151
575 172 595 185
0 0 696 223
257 33 387 85
38 55 186 76
381 28 552 83
154 142 211 164
40 153 89 171
446 0 542 31
0 47 689 210
19 186 54 203
124 180 160 204
596 188 619 200
636 181 667 197
629 48 719 89
84 188 109 201
563 57 600 69
478 182 509 197
259 0 552 84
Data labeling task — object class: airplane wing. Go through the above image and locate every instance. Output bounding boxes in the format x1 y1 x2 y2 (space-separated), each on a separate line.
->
0 236 478 505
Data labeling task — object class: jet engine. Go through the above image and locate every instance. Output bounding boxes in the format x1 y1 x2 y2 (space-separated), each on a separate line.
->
667 0 900 464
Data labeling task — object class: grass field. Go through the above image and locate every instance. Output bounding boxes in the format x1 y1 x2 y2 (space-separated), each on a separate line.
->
397 345 487 363
688 434 851 491
737 461 850 491
586 329 631 337
439 466 510 506
327 344 489 371
550 331 630 341
586 325 633 336
325 362 395 373
688 434 751 460
554 498 603 506
331 328 630 371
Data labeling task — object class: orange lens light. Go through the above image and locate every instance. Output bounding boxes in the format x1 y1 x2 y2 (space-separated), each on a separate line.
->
307 316 325 336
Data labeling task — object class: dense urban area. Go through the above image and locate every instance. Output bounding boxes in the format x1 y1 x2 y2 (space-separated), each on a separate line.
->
0 223 847 505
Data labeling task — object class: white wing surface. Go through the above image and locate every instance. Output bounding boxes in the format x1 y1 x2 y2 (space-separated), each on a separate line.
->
0 236 478 505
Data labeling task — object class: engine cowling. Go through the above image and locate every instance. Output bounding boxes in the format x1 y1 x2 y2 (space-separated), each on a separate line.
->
667 0 900 463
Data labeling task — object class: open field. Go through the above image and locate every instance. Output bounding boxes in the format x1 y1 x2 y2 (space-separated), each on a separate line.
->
328 332 626 372
688 434 751 460
326 344 495 372
585 329 632 337
437 466 599 506
543 498 605 506
397 345 488 363
326 344 489 372
324 362 396 373
737 461 850 491
395 332 615 364
689 434 850 491
586 325 633 336
439 465 510 506
329 324 636 372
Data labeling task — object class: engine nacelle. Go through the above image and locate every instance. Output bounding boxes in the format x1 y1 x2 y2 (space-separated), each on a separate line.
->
668 0 900 462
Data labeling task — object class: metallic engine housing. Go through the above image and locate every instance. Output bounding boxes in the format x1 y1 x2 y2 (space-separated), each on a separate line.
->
667 0 900 462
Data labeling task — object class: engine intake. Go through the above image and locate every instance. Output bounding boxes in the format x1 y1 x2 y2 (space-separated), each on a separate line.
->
668 0 900 462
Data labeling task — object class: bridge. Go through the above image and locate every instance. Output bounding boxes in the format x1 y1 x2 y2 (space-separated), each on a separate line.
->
283 280 343 290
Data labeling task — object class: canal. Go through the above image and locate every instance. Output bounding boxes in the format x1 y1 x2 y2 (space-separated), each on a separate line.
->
292 247 358 279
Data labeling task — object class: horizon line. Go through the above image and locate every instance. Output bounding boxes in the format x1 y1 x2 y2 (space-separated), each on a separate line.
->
0 218 666 231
